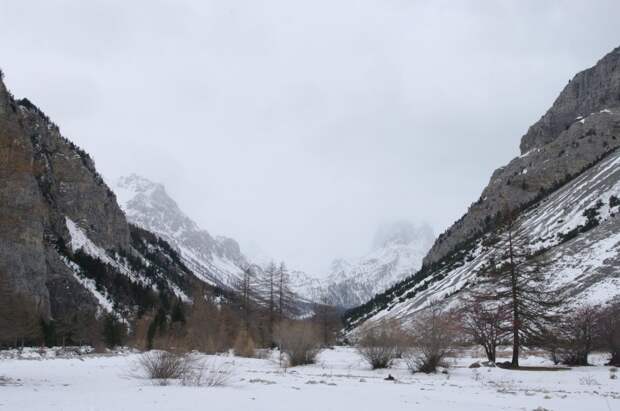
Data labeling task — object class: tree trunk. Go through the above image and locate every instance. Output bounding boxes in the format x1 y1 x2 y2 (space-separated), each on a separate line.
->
508 225 520 369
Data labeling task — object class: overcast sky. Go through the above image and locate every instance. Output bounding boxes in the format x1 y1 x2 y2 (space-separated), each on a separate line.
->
1 1 619 275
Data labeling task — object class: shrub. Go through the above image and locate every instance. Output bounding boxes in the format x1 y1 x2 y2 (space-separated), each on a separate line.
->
275 320 321 367
233 329 256 358
180 358 233 387
356 319 409 369
137 351 193 384
403 304 460 374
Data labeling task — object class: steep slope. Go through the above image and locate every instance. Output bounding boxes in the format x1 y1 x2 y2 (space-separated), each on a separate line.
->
324 221 434 308
0 73 202 326
345 47 620 330
425 46 620 267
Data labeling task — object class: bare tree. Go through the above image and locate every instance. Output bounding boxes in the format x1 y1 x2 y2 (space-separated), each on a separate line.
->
258 261 278 345
598 302 620 366
554 305 599 366
276 262 296 321
475 208 563 368
403 303 460 373
462 298 510 363
356 319 409 369
234 265 259 333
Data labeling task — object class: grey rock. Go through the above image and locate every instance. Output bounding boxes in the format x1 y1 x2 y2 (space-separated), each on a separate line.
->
521 46 620 154
0 75 194 323
424 46 620 267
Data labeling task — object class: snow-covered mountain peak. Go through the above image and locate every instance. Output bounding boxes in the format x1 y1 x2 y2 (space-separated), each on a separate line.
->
112 174 321 301
324 220 436 308
112 174 244 287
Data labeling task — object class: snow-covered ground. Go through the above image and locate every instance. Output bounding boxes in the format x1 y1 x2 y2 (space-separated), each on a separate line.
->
1 347 618 411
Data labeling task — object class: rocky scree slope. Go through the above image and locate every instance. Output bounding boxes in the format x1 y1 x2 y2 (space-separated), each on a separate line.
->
0 74 205 325
345 46 620 330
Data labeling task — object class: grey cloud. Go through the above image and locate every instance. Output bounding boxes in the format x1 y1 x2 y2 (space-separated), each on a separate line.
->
1 0 619 274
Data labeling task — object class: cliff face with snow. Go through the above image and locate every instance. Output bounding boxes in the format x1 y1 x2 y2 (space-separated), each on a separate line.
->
324 221 434 308
345 46 620 330
0 75 199 323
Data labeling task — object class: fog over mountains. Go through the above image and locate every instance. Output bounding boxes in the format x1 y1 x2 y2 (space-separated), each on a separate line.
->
112 174 435 306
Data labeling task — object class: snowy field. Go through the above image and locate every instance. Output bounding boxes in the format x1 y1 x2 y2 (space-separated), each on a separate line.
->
1 347 619 411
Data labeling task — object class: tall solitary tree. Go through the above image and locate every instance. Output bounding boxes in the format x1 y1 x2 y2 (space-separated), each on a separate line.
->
475 208 563 368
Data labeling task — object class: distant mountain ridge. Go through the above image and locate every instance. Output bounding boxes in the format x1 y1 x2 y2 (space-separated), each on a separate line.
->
324 221 435 308
113 174 321 301
114 174 248 288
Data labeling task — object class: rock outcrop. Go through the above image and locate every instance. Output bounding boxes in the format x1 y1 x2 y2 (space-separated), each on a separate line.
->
346 45 620 330
424 46 620 267
0 73 197 324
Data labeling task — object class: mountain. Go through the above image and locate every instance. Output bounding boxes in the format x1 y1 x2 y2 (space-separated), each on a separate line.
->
324 221 434 308
114 174 249 288
113 174 320 301
345 46 620 330
0 73 207 327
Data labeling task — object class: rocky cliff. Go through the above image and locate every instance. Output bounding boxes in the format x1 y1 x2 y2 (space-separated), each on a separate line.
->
0 73 199 326
345 46 620 330
424 46 620 267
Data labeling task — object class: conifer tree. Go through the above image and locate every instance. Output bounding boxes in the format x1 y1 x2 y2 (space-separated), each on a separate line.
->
474 208 563 368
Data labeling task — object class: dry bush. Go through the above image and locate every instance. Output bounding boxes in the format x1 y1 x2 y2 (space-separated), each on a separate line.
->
184 290 240 354
233 329 256 358
136 351 193 384
181 358 233 387
403 304 460 374
356 319 410 369
275 320 321 367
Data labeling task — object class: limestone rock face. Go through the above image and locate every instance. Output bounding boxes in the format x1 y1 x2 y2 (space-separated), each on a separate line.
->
0 78 51 314
521 46 620 154
0 75 191 322
424 47 620 267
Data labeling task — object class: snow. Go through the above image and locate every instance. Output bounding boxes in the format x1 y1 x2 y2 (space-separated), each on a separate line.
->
355 149 620 330
1 347 618 411
65 216 189 306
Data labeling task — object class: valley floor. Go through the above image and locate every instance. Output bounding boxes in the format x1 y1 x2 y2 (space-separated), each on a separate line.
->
0 347 618 411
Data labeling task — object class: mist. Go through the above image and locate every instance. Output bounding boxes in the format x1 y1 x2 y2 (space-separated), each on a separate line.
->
1 0 619 274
